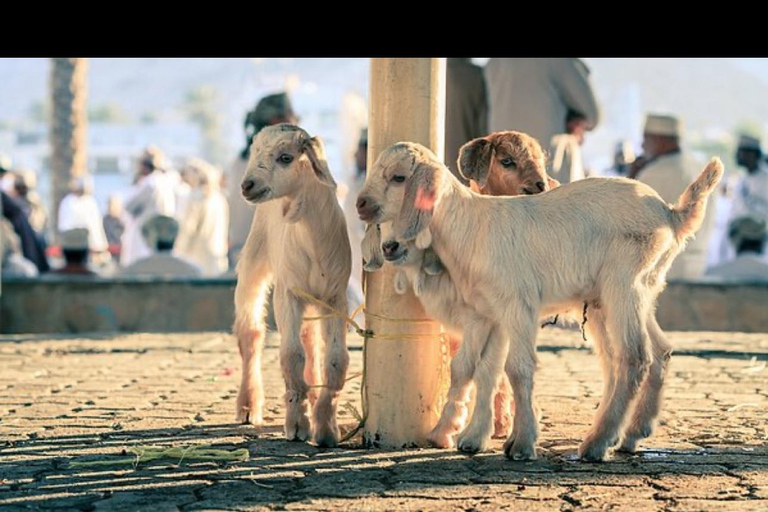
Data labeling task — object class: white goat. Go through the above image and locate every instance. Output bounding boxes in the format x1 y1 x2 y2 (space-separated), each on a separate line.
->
362 223 507 452
357 142 722 461
234 124 351 447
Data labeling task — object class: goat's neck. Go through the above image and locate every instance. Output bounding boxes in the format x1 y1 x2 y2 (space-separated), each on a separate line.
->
282 178 338 226
429 172 476 279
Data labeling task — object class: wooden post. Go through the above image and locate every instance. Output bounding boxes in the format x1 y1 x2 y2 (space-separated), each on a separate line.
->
363 58 447 448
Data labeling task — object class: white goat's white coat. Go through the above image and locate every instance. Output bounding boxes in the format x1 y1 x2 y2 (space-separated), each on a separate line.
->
357 142 723 461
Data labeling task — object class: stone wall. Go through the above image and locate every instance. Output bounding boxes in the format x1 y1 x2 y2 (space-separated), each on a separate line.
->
2 276 767 334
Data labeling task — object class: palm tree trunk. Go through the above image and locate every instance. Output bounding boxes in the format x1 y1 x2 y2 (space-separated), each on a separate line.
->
49 58 88 240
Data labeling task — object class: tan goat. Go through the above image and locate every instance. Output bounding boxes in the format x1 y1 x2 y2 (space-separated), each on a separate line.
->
234 124 351 447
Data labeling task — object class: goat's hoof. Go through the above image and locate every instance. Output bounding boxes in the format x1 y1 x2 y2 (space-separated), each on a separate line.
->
578 439 610 462
616 434 643 454
503 439 538 461
312 423 340 448
236 406 263 426
285 415 311 442
427 428 455 449
456 432 490 454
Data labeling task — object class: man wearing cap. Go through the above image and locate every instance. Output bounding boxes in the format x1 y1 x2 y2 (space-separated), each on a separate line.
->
706 216 768 280
633 114 716 280
226 92 298 270
731 135 768 225
485 58 600 150
58 175 109 257
122 215 202 277
53 228 97 276
122 146 177 267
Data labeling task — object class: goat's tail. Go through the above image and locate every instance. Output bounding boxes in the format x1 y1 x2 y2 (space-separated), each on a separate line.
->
671 157 724 242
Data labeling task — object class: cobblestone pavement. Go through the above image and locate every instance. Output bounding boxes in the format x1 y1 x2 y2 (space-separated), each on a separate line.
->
1 329 766 511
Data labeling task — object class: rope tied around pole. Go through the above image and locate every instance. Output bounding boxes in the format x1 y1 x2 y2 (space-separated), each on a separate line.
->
289 287 449 443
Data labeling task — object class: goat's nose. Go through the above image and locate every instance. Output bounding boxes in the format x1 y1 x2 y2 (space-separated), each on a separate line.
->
535 180 546 192
356 196 368 211
382 240 400 256
241 179 255 193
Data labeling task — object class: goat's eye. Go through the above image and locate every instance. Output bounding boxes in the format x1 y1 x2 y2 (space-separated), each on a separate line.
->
500 158 516 167
278 154 293 164
392 175 406 183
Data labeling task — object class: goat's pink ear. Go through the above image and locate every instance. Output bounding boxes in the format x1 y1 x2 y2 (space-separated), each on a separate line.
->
458 137 493 187
394 162 439 241
303 136 335 187
546 177 561 190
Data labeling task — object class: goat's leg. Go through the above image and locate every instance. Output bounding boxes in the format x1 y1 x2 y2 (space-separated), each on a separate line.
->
618 312 672 453
428 331 481 449
301 316 321 408
493 375 514 438
458 324 508 453
274 288 311 442
579 288 651 461
585 307 616 413
233 246 270 425
312 296 350 448
502 319 540 461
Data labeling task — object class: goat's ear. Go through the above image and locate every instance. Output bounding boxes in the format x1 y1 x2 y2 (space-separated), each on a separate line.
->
394 162 439 241
362 223 384 272
458 137 493 188
414 228 432 250
394 269 409 295
303 136 335 187
547 177 561 190
422 247 445 276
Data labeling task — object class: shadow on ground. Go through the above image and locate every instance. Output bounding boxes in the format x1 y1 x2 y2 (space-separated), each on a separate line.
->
2 422 767 512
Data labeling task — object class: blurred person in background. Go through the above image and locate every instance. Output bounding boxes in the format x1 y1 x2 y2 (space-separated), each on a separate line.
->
103 194 125 264
52 228 97 277
632 114 715 280
122 214 202 277
1 163 49 273
122 146 176 267
1 218 38 277
601 140 636 178
549 109 589 184
706 216 768 281
731 135 768 225
226 92 298 269
175 164 196 220
58 175 109 261
343 128 368 321
175 158 229 276
445 58 488 182
13 169 48 238
485 58 600 150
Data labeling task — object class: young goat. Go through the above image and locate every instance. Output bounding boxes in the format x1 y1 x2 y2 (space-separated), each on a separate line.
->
234 124 351 447
362 223 507 452
357 142 722 461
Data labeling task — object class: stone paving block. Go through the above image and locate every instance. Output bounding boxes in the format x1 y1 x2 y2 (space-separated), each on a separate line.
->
0 331 765 512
